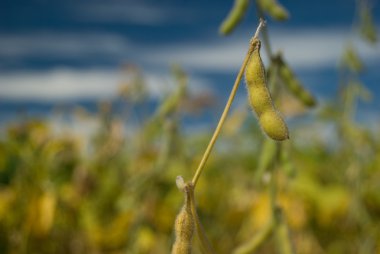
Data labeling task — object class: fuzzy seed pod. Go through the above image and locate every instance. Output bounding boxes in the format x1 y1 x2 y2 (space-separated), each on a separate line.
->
219 0 249 35
259 110 289 141
245 39 289 141
171 186 194 254
245 40 273 116
248 86 273 116
257 0 289 21
278 61 316 107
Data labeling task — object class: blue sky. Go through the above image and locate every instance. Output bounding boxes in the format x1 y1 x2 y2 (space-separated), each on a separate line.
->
0 0 379 128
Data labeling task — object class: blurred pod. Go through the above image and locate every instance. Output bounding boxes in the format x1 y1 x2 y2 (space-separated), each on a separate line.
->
344 80 372 104
100 211 134 248
29 190 57 237
144 65 188 140
156 65 187 119
276 55 317 107
359 2 377 44
342 80 372 122
352 81 372 102
256 0 289 21
118 64 148 103
156 86 185 119
135 226 156 253
341 46 364 73
0 189 15 221
219 0 249 35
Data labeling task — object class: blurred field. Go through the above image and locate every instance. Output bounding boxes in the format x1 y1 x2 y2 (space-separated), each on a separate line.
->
0 64 379 254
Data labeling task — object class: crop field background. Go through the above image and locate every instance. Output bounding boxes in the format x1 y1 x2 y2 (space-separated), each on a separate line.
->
0 0 379 253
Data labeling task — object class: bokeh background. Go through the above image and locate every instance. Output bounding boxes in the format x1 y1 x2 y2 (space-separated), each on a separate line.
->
0 0 379 253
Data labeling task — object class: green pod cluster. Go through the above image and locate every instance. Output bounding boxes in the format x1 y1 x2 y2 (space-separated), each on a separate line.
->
171 186 194 254
245 39 289 141
256 0 289 21
278 57 317 107
219 0 249 35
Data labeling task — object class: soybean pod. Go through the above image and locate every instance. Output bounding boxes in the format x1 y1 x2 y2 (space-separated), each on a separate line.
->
256 0 289 21
245 39 289 141
277 56 317 107
171 184 194 254
219 0 249 35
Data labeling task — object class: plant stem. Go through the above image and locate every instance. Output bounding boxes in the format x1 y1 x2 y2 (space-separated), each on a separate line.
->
275 208 295 254
233 221 274 254
192 20 265 188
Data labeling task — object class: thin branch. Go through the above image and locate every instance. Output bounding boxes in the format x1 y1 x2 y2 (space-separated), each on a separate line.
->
191 19 265 188
232 221 274 254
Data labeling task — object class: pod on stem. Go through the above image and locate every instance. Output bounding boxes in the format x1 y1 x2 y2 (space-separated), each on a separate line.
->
245 39 289 141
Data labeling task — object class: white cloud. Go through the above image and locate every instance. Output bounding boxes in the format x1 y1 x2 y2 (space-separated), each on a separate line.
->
142 37 248 72
0 69 120 101
269 28 380 69
141 28 380 71
0 27 378 102
1 28 378 72
0 68 213 101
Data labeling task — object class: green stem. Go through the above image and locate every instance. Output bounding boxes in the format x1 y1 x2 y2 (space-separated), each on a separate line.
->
191 19 265 188
274 208 295 254
233 221 274 254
